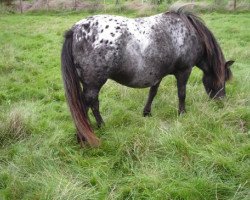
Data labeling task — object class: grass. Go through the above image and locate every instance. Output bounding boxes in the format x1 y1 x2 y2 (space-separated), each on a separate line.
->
0 10 249 199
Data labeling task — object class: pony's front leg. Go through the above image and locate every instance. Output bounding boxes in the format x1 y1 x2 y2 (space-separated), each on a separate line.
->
175 69 191 115
143 81 161 117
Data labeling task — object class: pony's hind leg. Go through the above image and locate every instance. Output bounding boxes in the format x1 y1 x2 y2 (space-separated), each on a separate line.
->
91 96 104 127
143 81 161 117
83 86 105 128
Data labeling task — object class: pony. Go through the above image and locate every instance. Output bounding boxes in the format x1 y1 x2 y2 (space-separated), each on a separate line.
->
61 8 234 147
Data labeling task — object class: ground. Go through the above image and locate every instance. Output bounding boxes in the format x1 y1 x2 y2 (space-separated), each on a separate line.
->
0 11 249 199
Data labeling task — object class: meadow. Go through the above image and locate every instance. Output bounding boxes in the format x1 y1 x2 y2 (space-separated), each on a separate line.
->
0 10 249 199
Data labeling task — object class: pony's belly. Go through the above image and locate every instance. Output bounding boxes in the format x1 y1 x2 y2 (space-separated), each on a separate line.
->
113 78 160 88
111 69 162 88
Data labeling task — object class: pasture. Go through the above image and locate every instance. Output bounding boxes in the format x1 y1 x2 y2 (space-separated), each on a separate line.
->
0 11 249 199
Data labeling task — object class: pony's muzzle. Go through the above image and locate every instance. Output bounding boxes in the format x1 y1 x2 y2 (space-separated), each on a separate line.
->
209 87 225 100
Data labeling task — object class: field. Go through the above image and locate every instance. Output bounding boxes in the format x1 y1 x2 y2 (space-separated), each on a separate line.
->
0 10 249 199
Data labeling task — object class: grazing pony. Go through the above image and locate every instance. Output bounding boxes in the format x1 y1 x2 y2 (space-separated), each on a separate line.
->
61 8 234 146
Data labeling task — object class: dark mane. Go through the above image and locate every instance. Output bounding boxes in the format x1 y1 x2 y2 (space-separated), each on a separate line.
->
167 8 227 86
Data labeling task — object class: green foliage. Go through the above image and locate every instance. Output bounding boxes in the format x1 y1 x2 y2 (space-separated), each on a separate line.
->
0 11 249 199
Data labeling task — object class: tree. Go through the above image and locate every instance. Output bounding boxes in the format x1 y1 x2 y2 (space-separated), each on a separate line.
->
46 0 49 11
74 0 77 10
233 0 237 10
20 0 22 13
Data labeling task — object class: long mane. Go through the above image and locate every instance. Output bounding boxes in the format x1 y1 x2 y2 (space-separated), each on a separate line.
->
167 8 228 86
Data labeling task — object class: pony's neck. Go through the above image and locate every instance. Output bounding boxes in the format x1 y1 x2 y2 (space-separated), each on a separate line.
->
196 41 226 86
197 59 211 75
197 58 225 91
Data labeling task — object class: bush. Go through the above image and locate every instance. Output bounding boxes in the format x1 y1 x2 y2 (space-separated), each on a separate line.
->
0 0 14 6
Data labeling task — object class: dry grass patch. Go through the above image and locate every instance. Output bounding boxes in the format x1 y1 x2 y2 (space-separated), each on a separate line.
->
0 104 36 146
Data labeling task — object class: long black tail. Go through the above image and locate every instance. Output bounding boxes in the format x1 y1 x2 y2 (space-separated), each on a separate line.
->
61 29 100 147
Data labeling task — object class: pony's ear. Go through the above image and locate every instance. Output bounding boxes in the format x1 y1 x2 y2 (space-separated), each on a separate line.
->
225 60 235 68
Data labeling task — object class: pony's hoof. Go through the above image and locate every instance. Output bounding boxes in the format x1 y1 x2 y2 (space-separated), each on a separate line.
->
76 132 86 144
143 111 152 117
97 122 105 128
178 110 186 115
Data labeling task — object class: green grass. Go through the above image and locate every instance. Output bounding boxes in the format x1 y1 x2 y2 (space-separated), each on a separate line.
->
0 11 249 199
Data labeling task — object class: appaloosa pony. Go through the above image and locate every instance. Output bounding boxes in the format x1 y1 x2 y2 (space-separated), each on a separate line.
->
61 8 234 146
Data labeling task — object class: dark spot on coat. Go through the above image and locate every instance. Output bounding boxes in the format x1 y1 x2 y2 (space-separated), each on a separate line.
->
110 41 112 44
111 33 115 37
105 25 109 29
105 40 109 44
116 26 120 30
101 29 103 33
95 21 99 26
100 39 103 43
83 23 90 29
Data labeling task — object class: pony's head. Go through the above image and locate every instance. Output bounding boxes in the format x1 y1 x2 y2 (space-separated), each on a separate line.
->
202 60 234 99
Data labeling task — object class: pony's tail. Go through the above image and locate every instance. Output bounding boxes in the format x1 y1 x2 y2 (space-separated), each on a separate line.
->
61 29 100 147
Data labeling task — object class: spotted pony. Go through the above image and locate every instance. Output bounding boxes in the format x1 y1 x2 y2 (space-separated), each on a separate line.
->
61 8 234 146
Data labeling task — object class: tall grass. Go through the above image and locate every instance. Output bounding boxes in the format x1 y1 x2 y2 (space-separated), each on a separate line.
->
0 10 249 199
